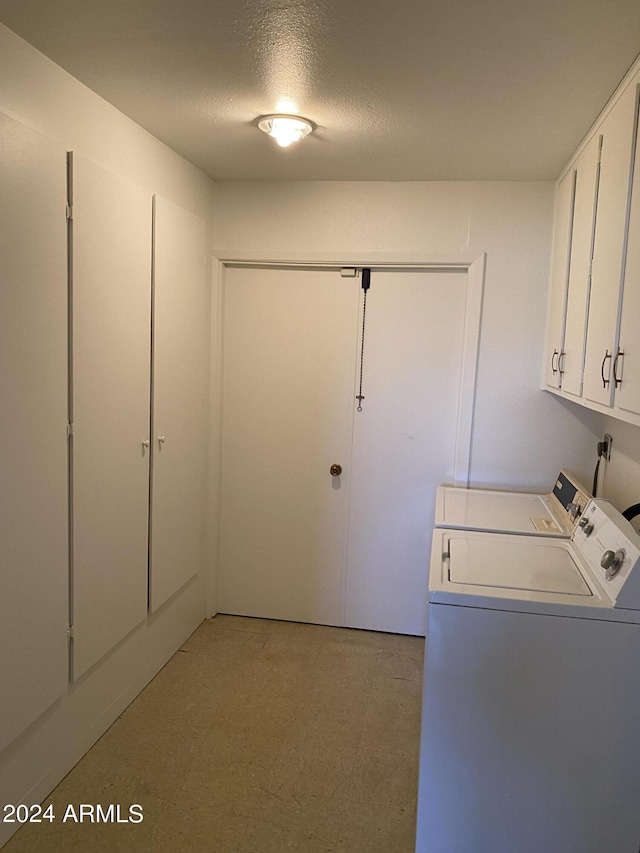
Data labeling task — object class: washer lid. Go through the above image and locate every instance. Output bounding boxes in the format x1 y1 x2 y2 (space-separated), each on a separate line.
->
437 488 564 535
448 537 592 595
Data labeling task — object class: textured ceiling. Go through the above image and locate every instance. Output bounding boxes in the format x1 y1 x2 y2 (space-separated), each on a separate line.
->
1 0 639 181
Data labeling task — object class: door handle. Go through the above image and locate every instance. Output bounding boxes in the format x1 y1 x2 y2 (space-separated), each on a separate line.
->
613 350 624 389
158 435 166 449
330 464 343 477
551 349 559 375
601 350 612 388
558 351 566 376
142 439 150 456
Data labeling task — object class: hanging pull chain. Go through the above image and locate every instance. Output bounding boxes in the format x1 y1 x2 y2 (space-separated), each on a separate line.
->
356 268 371 411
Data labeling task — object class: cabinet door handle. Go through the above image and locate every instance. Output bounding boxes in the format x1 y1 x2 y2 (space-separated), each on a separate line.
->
613 350 624 389
158 435 166 448
558 351 566 375
551 349 559 375
601 349 612 388
142 439 150 456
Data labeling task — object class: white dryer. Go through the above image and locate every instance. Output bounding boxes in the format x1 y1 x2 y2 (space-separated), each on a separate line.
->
435 469 590 537
416 499 640 853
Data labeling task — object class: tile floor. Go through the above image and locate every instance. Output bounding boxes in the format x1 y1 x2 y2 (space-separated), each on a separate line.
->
3 615 424 852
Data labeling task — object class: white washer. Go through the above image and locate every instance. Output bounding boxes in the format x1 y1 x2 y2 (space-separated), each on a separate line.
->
435 469 590 537
416 499 640 853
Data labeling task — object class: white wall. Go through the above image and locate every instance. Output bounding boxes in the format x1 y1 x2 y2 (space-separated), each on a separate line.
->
0 24 216 847
0 25 214 219
213 181 605 491
601 417 640 520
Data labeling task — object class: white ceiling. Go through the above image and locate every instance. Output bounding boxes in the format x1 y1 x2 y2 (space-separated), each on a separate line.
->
1 1 639 182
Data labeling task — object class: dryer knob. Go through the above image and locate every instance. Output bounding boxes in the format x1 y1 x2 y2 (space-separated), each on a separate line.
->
578 517 593 534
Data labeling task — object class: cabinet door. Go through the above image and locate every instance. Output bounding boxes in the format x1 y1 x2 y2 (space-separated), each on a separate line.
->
544 170 576 389
559 135 601 396
615 86 640 417
0 114 68 751
150 197 208 612
71 155 152 680
582 83 640 406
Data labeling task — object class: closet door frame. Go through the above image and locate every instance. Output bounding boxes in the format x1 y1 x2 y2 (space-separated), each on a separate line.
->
207 250 486 618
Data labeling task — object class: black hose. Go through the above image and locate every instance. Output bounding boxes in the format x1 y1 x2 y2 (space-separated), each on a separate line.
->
622 503 640 523
592 458 600 497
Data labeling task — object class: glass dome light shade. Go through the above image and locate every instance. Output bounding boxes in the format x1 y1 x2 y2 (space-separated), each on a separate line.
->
258 115 313 147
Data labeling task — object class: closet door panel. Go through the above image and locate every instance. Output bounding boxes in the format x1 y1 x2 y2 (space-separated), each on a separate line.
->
582 83 639 405
150 197 208 612
219 267 358 625
0 114 67 750
71 155 151 680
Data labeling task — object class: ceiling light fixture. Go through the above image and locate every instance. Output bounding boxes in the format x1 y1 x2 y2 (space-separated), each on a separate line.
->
258 114 314 147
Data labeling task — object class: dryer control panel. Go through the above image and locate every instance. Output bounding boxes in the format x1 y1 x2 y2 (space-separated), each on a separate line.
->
549 469 591 529
573 500 640 609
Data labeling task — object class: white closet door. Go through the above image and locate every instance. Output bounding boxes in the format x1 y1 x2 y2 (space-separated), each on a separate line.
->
345 270 467 635
219 267 359 625
71 155 151 680
0 114 67 751
150 197 208 612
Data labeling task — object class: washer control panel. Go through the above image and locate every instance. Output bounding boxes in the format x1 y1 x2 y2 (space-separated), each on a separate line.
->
573 500 640 608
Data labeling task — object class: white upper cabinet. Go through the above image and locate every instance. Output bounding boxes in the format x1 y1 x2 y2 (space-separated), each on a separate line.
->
582 81 640 406
0 113 68 751
545 169 576 389
543 63 640 426
149 197 209 613
559 134 601 397
615 91 640 418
